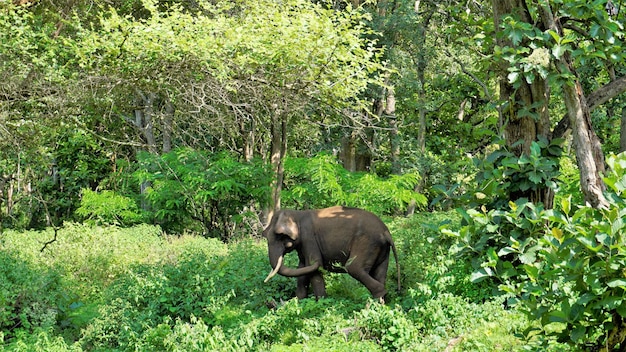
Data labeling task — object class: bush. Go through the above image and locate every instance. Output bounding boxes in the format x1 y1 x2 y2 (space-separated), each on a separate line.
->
5 328 83 352
469 137 563 209
356 303 418 351
3 210 536 351
282 154 426 215
134 149 271 239
75 189 144 226
0 250 65 341
448 152 626 350
391 211 491 303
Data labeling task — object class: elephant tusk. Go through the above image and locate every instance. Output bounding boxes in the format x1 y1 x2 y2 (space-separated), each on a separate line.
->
264 255 284 283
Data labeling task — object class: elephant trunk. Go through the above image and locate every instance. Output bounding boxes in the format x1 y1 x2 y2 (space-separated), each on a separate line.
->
277 263 320 277
264 245 322 282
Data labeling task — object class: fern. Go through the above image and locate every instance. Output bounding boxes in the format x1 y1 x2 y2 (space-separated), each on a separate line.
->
282 154 427 214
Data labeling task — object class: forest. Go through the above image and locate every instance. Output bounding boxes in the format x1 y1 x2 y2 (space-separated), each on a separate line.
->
1 0 626 350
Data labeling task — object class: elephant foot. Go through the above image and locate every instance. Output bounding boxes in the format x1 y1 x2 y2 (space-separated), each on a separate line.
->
371 288 387 299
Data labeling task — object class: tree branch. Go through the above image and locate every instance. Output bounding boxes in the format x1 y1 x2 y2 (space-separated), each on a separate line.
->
553 75 626 139
40 227 59 252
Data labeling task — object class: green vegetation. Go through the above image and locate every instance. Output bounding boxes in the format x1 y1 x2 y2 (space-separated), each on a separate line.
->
282 154 426 214
2 0 626 350
1 213 534 351
450 152 626 350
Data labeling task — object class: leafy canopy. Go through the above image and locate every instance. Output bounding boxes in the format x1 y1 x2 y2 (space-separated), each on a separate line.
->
71 0 384 109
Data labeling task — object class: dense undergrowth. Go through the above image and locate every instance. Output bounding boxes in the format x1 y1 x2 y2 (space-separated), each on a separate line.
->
1 212 560 351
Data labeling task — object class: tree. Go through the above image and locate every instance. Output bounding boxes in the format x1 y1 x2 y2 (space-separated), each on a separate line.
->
485 0 626 208
69 0 385 216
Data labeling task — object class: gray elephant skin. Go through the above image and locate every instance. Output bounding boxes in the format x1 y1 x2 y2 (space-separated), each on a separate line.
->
262 206 400 300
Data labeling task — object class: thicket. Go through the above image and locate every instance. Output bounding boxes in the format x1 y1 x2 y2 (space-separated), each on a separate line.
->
449 151 626 350
1 212 536 351
74 151 429 241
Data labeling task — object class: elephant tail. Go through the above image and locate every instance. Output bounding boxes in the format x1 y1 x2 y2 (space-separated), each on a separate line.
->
390 237 401 293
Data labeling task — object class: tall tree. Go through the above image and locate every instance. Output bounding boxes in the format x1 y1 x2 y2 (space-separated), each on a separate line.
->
488 0 626 208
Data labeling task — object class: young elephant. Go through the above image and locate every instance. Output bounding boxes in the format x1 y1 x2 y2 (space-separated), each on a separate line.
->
262 206 400 300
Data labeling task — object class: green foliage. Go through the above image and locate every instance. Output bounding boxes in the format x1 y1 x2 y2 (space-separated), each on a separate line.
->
403 150 476 211
470 137 563 208
282 154 426 215
555 156 583 206
496 1 624 87
448 152 626 349
134 148 271 239
79 244 232 350
393 212 491 303
5 329 83 352
2 208 542 351
75 189 143 226
5 128 113 229
1 223 167 299
0 250 64 340
356 303 418 351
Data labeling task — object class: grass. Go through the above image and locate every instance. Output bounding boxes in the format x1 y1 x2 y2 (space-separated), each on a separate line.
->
0 212 559 351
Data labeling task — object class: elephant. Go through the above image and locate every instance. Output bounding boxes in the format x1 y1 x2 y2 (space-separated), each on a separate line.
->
262 206 400 300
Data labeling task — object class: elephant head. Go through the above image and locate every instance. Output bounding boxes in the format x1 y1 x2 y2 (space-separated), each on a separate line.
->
262 210 321 282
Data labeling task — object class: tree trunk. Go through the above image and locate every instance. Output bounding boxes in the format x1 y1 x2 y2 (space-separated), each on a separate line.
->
538 4 608 208
493 1 552 152
413 5 433 154
620 107 626 153
492 0 554 206
553 75 626 140
563 82 609 208
243 115 255 162
269 114 287 215
340 131 357 172
162 97 173 154
383 85 399 174
134 90 157 153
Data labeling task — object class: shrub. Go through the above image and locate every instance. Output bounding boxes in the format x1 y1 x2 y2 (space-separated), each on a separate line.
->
448 152 626 350
356 303 418 351
5 328 83 352
75 188 143 226
134 148 271 239
469 137 563 209
0 250 65 341
282 154 426 215
391 211 491 303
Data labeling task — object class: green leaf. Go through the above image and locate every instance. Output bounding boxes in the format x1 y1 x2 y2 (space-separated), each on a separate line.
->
498 247 517 256
547 29 561 43
607 279 626 288
589 23 602 38
510 29 524 46
561 196 571 214
470 267 493 283
570 326 586 343
548 310 567 323
617 304 626 318
519 249 537 264
523 264 539 282
552 44 566 59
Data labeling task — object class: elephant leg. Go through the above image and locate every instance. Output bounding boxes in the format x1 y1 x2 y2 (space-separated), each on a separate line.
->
296 275 310 299
296 272 326 299
371 247 391 286
345 260 387 298
310 271 326 299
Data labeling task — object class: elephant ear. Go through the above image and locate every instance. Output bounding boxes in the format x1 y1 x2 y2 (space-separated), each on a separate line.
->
274 211 299 241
